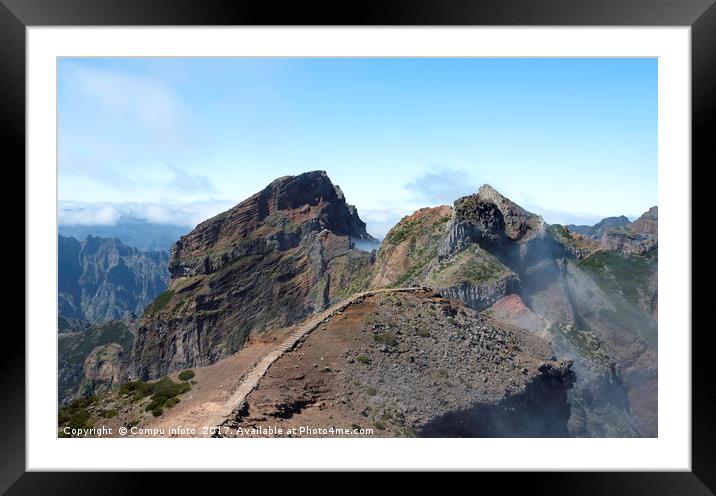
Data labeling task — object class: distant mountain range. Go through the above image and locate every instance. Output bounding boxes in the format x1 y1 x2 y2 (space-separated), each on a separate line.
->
58 234 170 323
59 223 189 252
58 171 658 438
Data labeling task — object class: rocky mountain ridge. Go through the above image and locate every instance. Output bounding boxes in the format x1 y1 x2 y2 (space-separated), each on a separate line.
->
132 171 376 380
58 234 169 323
369 185 657 436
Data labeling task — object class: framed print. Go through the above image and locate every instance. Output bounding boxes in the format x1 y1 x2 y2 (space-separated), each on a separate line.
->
3 0 713 491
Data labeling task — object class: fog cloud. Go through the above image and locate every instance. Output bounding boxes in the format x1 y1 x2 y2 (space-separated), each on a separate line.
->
59 200 233 227
405 166 479 206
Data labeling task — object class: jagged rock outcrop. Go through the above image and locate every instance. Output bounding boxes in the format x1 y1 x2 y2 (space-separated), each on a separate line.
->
372 185 574 311
58 235 169 323
567 215 631 240
132 171 376 380
631 206 658 235
565 207 657 256
598 207 658 255
58 320 134 405
78 343 128 398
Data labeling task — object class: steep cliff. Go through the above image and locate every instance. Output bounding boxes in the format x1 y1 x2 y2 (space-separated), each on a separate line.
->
58 320 134 405
58 235 169 323
132 171 376 380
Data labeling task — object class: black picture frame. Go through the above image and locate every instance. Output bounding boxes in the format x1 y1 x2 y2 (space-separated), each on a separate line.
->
2 0 711 492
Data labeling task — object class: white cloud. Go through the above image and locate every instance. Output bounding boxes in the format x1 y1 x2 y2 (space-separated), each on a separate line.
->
59 200 234 227
404 166 479 206
165 164 217 195
64 63 187 145
360 207 415 240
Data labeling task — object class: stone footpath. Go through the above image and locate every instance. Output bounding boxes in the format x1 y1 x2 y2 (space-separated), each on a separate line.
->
205 287 421 435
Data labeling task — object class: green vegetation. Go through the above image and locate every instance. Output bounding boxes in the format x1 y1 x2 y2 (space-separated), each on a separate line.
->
427 245 510 286
58 321 134 405
356 355 372 365
375 210 451 288
547 223 574 245
374 421 386 430
143 289 174 316
417 328 430 338
579 251 656 308
336 252 374 299
548 323 610 365
578 251 658 345
178 369 195 381
120 376 192 417
171 298 187 314
124 419 140 428
366 386 377 396
58 396 98 435
100 408 118 418
373 332 398 347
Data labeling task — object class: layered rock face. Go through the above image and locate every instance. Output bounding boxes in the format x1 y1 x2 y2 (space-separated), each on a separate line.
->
58 235 169 323
132 171 376 380
229 290 576 437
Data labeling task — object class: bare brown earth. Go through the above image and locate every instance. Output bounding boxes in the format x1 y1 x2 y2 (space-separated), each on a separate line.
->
219 289 574 438
82 289 574 438
484 294 549 336
89 329 286 437
139 328 287 437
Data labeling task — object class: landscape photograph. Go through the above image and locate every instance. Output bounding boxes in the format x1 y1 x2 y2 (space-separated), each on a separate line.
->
57 57 657 438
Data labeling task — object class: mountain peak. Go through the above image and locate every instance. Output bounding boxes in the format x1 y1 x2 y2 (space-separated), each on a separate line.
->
453 184 540 242
169 170 373 280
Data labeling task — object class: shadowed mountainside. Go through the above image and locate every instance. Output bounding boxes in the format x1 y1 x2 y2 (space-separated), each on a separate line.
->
132 171 377 379
58 235 169 323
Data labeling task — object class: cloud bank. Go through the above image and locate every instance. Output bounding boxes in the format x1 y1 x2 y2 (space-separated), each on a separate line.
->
59 200 233 228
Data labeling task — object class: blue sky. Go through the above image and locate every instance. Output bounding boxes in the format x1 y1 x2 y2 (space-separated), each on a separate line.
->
58 57 657 238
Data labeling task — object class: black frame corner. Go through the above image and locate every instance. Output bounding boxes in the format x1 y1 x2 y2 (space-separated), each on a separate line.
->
4 0 713 493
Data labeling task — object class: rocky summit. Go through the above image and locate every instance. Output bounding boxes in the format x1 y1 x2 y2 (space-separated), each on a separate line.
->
132 171 376 379
372 184 572 311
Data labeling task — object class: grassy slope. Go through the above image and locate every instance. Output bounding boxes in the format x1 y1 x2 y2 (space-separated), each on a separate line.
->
373 209 451 288
577 250 658 346
426 244 512 287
